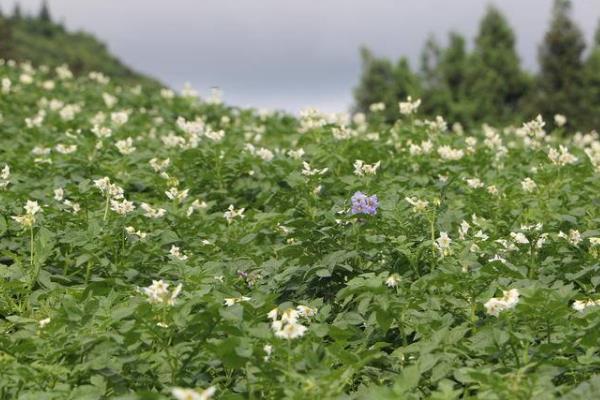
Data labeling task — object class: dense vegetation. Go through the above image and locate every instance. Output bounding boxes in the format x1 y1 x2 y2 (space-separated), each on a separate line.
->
354 0 600 131
0 1 160 88
1 55 600 399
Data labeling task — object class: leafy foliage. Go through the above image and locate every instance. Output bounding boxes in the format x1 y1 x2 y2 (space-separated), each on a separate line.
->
1 57 600 399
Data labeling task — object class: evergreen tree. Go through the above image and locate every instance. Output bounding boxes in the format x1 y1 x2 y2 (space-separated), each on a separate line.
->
389 57 421 120
420 35 442 88
583 21 600 130
535 0 586 128
0 15 13 59
419 35 452 119
353 48 396 119
468 6 530 124
12 3 22 20
436 32 472 125
39 0 51 22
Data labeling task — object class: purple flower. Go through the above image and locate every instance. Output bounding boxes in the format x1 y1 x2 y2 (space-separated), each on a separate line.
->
350 191 378 215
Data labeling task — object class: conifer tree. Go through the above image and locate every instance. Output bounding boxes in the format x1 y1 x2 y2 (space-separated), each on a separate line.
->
583 21 600 130
419 35 452 118
12 3 22 20
468 6 529 124
353 48 396 119
536 0 585 127
389 57 421 120
39 0 51 22
437 32 472 125
0 14 13 59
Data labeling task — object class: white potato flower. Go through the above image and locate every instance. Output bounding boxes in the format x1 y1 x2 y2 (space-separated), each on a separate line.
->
385 274 401 288
435 232 452 257
110 199 136 215
142 280 183 306
554 114 567 127
224 204 245 223
521 178 537 193
353 160 380 176
484 289 520 317
115 137 136 155
405 196 429 213
171 386 216 400
398 96 421 115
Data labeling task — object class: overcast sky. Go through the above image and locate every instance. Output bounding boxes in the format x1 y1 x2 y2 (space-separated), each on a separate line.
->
4 0 600 113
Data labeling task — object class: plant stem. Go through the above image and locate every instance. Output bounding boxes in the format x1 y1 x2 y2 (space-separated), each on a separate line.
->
30 225 34 268
103 194 110 221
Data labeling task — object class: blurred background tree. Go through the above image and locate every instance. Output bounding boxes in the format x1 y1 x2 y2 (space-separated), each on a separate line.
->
0 1 160 88
354 0 598 132
467 6 530 125
533 0 586 129
584 23 600 130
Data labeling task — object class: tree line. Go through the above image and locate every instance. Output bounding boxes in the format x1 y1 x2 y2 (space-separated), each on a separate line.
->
354 0 600 131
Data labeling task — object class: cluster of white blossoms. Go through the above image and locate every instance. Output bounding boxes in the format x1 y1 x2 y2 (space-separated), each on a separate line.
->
353 160 381 176
125 226 147 240
548 145 578 166
54 143 77 155
142 280 182 306
224 204 245 224
301 161 328 177
58 104 82 121
204 127 226 142
140 202 166 219
110 110 129 126
268 305 316 340
91 124 112 140
521 177 537 193
437 145 464 161
435 232 452 257
572 299 600 312
165 187 190 202
554 114 567 127
287 148 305 160
169 245 189 261
115 137 136 155
399 96 421 115
298 108 328 133
405 196 429 213
465 177 484 189
558 229 583 246
0 164 10 189
421 115 448 133
53 187 81 214
224 296 252 307
484 289 520 317
110 198 136 215
186 199 208 217
171 386 216 400
245 143 275 161
385 273 401 288
407 139 434 156
94 176 123 199
369 102 385 112
12 200 42 227
94 177 136 216
520 114 546 139
149 157 171 173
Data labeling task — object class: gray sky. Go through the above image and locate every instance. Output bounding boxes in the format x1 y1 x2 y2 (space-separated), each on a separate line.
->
4 0 600 113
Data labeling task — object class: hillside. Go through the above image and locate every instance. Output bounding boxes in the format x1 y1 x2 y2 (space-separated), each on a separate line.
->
0 13 161 88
